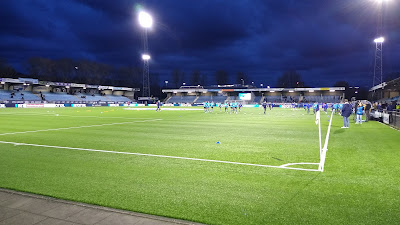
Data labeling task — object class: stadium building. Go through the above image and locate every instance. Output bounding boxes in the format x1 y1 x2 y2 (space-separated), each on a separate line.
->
162 84 345 105
369 76 400 103
0 77 139 107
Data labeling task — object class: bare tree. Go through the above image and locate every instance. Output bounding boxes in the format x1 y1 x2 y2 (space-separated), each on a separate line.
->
190 70 201 86
236 72 248 85
215 70 228 85
276 70 304 88
27 57 55 80
172 69 184 88
0 58 18 78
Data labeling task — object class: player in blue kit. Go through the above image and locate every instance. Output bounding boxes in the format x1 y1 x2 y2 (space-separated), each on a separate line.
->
323 103 328 114
291 102 296 110
338 102 343 115
234 101 239 114
203 101 209 113
313 102 319 114
156 100 161 112
230 101 235 114
224 102 229 113
262 101 267 114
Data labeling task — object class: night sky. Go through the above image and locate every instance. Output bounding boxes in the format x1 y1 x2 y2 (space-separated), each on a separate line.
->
1 0 400 88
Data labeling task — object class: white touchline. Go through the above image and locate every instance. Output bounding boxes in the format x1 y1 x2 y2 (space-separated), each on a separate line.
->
0 119 162 136
0 140 320 172
378 121 400 132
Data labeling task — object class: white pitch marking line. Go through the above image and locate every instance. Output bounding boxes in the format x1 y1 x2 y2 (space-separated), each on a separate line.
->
280 163 319 167
55 115 159 120
0 112 55 116
0 119 162 136
378 121 400 132
0 140 320 172
0 112 157 120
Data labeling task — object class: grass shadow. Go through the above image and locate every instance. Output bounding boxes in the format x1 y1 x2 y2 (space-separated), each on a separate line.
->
334 128 345 134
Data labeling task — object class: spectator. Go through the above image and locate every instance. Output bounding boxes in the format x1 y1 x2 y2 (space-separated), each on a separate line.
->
356 102 364 124
377 103 382 110
387 102 394 111
365 102 371 122
341 99 352 129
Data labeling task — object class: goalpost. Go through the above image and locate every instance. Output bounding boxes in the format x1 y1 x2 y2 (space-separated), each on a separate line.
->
315 109 334 172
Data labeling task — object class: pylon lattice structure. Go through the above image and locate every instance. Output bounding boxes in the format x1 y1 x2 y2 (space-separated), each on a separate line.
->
373 41 383 87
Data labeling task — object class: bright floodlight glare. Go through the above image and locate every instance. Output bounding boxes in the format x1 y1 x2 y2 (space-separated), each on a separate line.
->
138 11 153 28
142 54 151 60
374 37 384 43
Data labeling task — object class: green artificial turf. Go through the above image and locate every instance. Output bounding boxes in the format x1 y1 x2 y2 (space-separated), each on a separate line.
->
0 106 399 225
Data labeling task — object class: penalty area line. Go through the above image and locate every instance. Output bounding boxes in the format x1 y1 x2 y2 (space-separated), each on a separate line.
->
0 140 320 172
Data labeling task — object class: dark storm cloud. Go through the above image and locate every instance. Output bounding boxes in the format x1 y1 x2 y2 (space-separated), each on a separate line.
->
0 0 399 87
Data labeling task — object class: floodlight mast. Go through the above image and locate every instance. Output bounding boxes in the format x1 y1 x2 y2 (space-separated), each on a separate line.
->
142 54 151 60
373 37 384 87
139 11 153 98
372 0 387 99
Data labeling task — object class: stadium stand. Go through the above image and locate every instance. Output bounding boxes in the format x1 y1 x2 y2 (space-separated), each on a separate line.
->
0 90 41 101
193 96 226 103
104 95 131 102
167 95 196 103
43 92 81 102
265 96 281 103
212 96 227 103
77 94 109 102
0 90 13 101
194 96 211 103
302 95 341 103
253 96 262 103
21 91 42 101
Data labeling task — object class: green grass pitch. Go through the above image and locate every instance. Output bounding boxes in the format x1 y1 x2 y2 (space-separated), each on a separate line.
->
0 106 399 224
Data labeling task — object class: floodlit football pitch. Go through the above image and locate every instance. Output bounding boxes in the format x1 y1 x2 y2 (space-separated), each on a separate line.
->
0 106 399 225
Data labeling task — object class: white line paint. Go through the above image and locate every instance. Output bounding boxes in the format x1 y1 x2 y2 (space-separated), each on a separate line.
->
0 140 320 172
280 162 319 167
0 112 157 120
0 119 162 136
378 121 400 132
55 115 158 120
124 108 203 111
0 112 55 116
